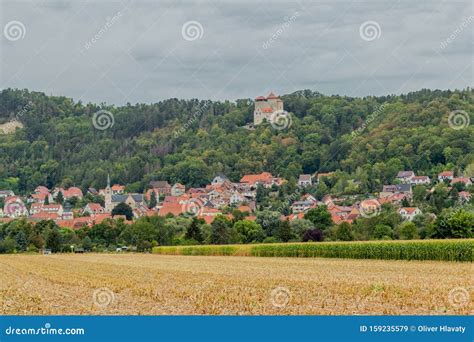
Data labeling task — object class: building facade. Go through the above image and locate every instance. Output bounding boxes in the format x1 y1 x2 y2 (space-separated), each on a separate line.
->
254 92 284 125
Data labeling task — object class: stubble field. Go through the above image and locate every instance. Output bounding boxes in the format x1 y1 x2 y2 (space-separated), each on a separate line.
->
0 253 471 315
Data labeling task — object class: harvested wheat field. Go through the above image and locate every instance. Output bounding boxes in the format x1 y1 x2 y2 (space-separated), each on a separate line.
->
0 253 472 315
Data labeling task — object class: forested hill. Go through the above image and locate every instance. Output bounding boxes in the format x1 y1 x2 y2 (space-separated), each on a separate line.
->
0 88 472 194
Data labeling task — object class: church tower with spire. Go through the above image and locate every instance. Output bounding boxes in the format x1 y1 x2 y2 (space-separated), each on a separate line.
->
104 173 113 212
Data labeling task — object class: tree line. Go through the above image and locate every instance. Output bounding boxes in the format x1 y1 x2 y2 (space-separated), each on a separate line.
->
0 204 471 253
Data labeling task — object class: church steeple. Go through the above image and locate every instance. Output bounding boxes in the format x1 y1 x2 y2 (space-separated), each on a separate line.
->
105 173 112 212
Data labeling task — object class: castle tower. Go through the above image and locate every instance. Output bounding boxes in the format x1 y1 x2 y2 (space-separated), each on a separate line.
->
253 92 283 125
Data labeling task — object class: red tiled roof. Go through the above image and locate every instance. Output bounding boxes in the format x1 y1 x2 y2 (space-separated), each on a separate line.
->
56 217 90 229
439 171 454 177
200 207 220 215
163 195 178 203
31 193 47 201
255 96 266 101
145 209 159 217
35 186 50 194
240 172 273 184
238 205 251 213
399 207 419 214
267 92 278 99
62 187 83 198
90 213 112 224
30 212 58 220
451 177 471 185
86 203 103 211
42 204 61 210
158 202 184 216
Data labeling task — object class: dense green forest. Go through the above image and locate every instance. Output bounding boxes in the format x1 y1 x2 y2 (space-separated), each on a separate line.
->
0 88 472 194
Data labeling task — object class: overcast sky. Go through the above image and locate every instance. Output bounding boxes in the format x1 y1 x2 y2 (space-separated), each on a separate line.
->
0 0 472 105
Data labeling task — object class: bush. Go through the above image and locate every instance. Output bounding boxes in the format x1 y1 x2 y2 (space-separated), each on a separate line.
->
0 238 17 253
302 229 324 242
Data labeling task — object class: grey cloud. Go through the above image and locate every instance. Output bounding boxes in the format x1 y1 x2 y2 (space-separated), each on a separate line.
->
0 0 472 105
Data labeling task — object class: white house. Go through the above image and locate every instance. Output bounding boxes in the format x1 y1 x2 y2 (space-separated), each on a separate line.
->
211 174 229 185
230 192 246 205
298 174 313 187
451 177 472 187
0 190 15 198
171 183 186 196
291 201 313 213
84 203 104 215
396 171 415 183
438 171 454 182
398 207 422 221
3 197 28 218
411 176 431 185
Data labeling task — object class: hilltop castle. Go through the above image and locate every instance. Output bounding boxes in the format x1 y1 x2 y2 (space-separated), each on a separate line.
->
253 92 284 125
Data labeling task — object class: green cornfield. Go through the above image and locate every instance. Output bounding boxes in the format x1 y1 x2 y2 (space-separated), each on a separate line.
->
152 239 473 262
